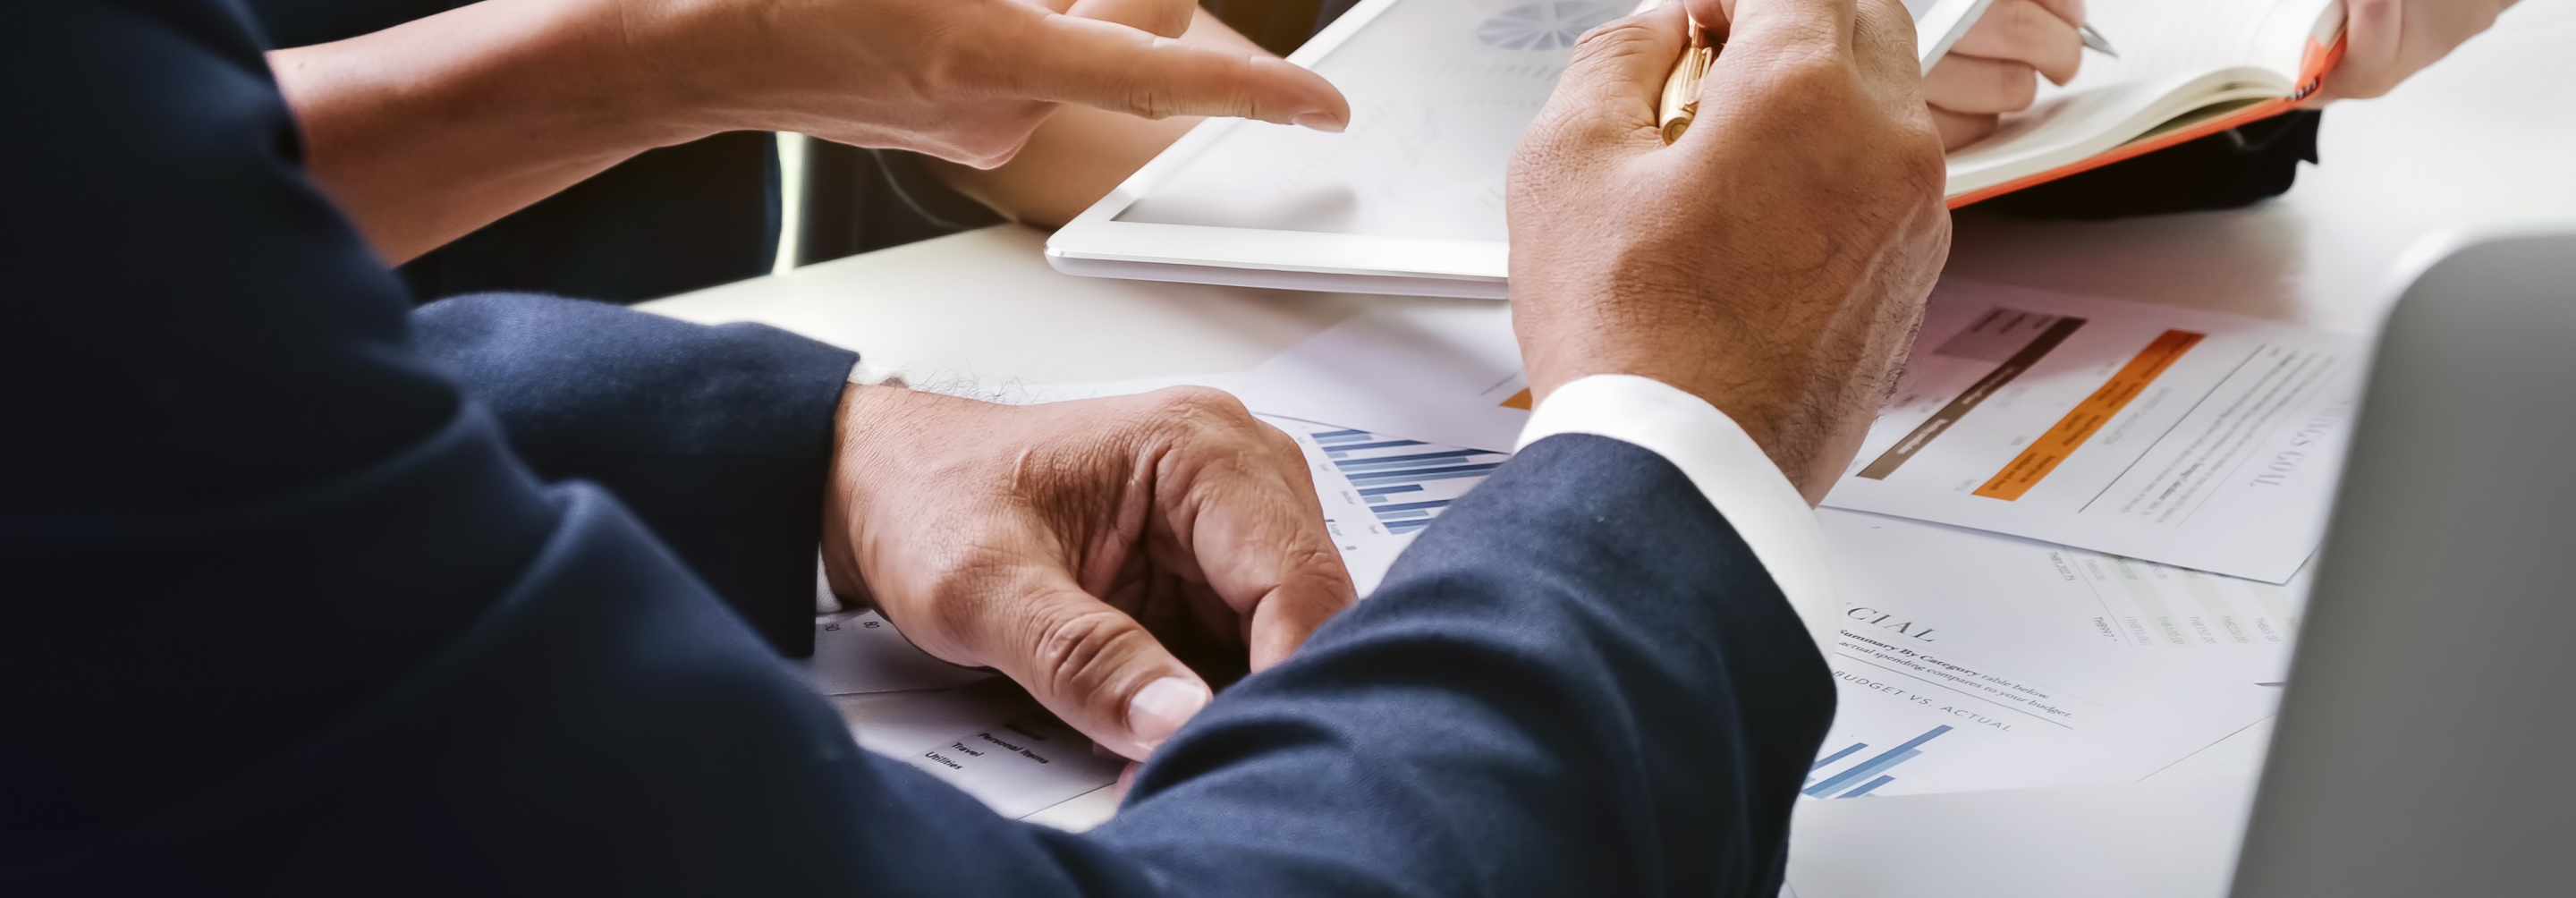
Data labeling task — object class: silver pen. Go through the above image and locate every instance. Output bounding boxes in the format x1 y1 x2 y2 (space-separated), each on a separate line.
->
2079 23 2119 58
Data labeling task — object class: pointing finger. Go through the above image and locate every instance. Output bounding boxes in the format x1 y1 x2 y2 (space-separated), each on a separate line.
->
1007 13 1349 130
1066 0 1196 38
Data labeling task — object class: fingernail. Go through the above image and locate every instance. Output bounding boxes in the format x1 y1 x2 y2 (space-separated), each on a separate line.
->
1126 677 1210 753
1292 113 1347 133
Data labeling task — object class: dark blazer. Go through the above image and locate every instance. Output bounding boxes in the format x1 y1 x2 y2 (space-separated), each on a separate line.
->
1 1 1833 894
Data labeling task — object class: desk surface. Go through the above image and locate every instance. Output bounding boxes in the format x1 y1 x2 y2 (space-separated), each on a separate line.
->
638 4 2576 893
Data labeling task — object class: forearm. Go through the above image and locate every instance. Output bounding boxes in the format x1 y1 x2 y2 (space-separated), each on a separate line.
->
268 0 709 264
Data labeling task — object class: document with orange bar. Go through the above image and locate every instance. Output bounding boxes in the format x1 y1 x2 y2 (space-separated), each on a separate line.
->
1822 282 2364 583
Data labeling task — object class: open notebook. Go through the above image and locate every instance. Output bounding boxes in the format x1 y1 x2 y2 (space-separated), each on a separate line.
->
1946 0 2348 205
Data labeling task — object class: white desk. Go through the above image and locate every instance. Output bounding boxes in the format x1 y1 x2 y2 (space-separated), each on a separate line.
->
640 3 2576 892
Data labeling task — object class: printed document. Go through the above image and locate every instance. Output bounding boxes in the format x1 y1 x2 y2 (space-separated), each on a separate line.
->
840 681 1126 823
1809 508 2300 797
1824 281 2362 582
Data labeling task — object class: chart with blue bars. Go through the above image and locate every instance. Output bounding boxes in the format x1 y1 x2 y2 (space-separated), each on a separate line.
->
1257 413 1514 596
1804 724 1954 799
1305 427 1511 534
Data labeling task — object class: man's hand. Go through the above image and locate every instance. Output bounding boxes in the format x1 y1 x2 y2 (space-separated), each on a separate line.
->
2312 0 2518 103
1927 0 2089 149
1507 0 1950 503
819 385 1358 761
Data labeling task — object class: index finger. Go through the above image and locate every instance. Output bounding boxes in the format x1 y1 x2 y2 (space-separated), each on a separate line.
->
1067 0 1196 38
1004 13 1351 129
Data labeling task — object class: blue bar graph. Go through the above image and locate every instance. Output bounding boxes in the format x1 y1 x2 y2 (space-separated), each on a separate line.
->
1335 450 1496 471
1804 725 1952 798
1345 464 1504 485
1293 421 1511 540
1809 741 1869 772
1839 775 1897 798
1324 439 1428 458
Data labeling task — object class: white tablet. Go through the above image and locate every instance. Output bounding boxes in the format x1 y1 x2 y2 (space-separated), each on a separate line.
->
1046 0 1992 299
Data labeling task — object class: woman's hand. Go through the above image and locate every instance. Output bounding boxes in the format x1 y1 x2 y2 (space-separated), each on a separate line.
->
2313 0 2519 102
1924 0 2089 149
269 0 1349 263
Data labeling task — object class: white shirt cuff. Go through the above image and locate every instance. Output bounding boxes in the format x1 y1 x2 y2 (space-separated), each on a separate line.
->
1514 374 1840 655
847 360 909 387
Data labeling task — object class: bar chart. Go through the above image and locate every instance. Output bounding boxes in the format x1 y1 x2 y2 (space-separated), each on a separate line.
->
1306 427 1509 534
1262 415 1512 594
1806 724 1955 799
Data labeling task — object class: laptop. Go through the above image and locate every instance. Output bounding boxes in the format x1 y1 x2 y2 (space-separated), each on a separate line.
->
2228 224 2576 895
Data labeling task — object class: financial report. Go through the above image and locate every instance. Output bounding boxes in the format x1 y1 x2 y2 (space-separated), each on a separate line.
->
1823 282 2362 582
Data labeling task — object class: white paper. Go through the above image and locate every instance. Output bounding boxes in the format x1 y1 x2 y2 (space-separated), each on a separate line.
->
795 610 995 695
1233 303 1530 453
1788 775 2259 898
843 683 1129 822
1809 509 2298 798
1824 281 2363 582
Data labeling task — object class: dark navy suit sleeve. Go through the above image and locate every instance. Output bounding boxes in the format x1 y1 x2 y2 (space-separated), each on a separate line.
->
1098 434 1837 896
411 296 855 656
4 1 1831 894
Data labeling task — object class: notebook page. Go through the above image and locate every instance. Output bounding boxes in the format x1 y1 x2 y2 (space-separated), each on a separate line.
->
2037 0 2339 103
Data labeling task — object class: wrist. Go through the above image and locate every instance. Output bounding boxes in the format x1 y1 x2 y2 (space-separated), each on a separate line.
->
1530 365 1807 487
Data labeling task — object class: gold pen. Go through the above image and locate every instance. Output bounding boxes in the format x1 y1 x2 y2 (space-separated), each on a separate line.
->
1657 19 1719 144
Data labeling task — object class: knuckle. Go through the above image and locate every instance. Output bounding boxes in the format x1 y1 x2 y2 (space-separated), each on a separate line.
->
1026 603 1145 691
1146 385 1256 433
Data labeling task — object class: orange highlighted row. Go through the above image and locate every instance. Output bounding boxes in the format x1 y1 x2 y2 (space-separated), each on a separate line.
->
1974 329 2205 501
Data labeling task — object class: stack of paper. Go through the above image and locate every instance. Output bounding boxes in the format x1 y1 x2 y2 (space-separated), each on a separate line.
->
796 280 2353 869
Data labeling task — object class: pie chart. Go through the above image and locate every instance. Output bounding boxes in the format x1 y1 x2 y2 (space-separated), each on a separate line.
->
1477 1 1627 51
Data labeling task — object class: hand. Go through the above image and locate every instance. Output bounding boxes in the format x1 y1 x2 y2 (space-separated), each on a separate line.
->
1507 0 1949 503
2311 0 2519 102
925 7 1276 227
819 385 1358 761
631 0 1350 167
1925 0 2088 149
271 0 1349 263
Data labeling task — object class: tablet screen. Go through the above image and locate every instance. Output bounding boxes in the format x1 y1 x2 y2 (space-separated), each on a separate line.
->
1114 0 1949 242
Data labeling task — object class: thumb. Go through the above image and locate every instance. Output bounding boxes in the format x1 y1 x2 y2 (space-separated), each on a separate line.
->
989 574 1213 761
1006 13 1351 130
1532 1 1692 150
